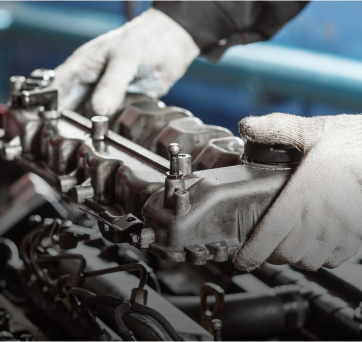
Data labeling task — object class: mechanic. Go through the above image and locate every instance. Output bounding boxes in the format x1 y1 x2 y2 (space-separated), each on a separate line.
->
49 2 362 273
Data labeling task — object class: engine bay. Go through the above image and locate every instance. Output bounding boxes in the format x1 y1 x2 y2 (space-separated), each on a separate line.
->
0 69 361 341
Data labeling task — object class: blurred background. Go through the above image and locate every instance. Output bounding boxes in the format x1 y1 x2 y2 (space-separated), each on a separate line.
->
1 1 362 135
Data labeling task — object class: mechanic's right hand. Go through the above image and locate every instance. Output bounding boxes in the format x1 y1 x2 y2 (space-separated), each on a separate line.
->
49 7 200 116
234 113 362 272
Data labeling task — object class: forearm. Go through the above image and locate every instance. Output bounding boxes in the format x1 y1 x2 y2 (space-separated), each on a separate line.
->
154 1 309 61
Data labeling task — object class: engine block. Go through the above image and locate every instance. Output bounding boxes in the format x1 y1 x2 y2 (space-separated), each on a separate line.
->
1 70 297 265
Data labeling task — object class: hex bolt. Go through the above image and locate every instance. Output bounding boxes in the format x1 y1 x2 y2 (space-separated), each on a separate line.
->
174 190 190 215
10 75 25 93
91 116 109 140
210 319 223 341
178 153 192 176
168 143 181 176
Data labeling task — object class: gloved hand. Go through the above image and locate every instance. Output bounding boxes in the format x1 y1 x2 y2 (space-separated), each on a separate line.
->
49 8 200 116
234 113 362 272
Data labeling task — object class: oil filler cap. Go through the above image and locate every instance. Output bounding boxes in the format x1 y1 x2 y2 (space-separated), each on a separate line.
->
243 140 302 165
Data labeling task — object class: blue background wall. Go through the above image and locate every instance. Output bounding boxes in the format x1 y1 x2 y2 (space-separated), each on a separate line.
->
1 1 362 135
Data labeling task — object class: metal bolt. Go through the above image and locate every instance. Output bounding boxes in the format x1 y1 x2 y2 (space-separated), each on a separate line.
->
10 76 25 93
210 319 223 341
91 116 109 140
128 233 139 247
168 143 181 176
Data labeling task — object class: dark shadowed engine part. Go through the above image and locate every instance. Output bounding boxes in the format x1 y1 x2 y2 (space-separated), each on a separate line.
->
1 70 362 342
166 284 308 340
1 78 302 266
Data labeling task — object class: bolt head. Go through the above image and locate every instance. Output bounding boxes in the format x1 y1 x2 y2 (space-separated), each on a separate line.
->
91 116 109 123
168 143 181 156
128 233 139 246
210 319 223 331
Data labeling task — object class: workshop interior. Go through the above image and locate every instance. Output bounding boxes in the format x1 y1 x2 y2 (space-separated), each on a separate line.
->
0 1 362 341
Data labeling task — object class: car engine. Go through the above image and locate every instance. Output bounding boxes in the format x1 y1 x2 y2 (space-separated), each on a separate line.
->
0 69 361 341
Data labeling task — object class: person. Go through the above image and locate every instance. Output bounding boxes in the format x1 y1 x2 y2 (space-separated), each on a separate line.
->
49 1 362 273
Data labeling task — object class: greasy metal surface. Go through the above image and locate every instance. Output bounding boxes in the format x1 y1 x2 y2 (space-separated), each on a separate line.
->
1 78 295 265
150 117 233 160
192 136 244 171
111 96 193 149
142 165 291 263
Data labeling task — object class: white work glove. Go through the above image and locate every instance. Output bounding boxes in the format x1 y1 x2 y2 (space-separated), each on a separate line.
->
50 8 200 116
234 113 362 272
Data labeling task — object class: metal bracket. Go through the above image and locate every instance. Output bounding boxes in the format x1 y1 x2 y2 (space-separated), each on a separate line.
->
79 208 144 244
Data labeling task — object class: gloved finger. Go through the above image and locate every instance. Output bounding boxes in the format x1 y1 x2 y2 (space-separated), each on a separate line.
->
127 65 164 99
91 53 140 116
239 113 310 152
233 176 303 272
50 47 106 110
292 234 337 271
323 236 362 269
266 221 319 266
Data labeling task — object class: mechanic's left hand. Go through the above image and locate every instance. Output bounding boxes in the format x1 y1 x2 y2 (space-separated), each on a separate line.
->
234 113 362 272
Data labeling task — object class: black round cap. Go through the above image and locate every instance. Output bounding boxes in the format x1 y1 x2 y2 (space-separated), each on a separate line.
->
244 141 302 165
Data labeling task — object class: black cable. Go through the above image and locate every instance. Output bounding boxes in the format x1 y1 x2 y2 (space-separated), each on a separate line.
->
68 287 96 299
69 294 106 339
20 226 44 270
149 272 162 295
83 264 148 289
49 219 60 244
29 224 54 286
114 303 137 341
38 254 87 275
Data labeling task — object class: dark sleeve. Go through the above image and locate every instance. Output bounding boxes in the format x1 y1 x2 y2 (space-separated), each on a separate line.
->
153 1 309 61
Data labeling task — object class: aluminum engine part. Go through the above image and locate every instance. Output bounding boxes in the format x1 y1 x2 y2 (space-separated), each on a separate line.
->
192 136 245 171
149 117 233 160
111 97 193 149
0 72 299 266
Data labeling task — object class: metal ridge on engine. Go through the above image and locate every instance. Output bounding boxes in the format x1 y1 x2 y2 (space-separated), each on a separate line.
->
1 69 296 265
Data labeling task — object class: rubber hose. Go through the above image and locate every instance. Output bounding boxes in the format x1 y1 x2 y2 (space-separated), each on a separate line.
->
131 302 184 341
166 285 307 340
114 304 137 341
80 295 182 341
